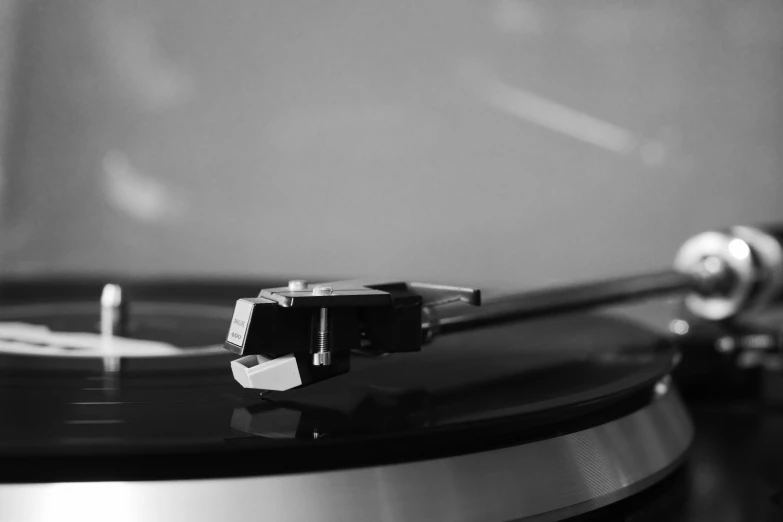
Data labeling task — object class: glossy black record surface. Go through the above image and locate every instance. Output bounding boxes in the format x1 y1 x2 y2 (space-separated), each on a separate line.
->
0 278 676 482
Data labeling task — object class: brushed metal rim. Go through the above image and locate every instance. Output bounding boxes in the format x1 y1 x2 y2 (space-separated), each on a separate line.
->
0 387 693 522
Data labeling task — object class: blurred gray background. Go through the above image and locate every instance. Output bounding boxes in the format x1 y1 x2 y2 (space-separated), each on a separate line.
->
0 0 781 290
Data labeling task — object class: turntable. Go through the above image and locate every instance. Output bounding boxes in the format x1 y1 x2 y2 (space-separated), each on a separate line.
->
0 226 781 521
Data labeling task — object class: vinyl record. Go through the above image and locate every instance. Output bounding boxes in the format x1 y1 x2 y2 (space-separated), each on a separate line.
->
0 279 692 522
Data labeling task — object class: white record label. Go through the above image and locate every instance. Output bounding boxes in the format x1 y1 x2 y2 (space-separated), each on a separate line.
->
227 299 254 347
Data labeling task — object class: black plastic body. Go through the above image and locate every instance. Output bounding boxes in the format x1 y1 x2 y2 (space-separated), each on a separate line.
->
223 285 426 386
361 283 424 354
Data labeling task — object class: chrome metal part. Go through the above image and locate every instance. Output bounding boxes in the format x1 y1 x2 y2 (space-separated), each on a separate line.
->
0 388 691 522
654 374 672 397
435 270 696 336
99 283 126 373
685 255 733 295
425 225 783 336
312 306 332 366
100 283 125 337
732 226 783 310
311 350 331 366
673 226 783 320
674 230 756 320
288 280 308 292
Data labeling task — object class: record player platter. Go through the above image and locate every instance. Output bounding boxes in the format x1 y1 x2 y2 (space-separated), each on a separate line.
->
0 279 692 522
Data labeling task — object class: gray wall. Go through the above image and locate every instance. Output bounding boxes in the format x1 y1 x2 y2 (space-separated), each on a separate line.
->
0 0 18 211
3 0 782 290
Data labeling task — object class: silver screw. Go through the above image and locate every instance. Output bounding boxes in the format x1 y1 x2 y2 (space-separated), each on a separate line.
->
288 280 308 291
313 307 332 366
312 286 334 366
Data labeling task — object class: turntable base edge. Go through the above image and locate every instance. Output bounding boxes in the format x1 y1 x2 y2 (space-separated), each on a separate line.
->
0 387 692 522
